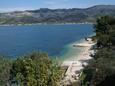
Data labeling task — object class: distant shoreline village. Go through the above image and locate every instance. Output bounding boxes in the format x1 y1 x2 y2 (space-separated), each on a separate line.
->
0 22 93 26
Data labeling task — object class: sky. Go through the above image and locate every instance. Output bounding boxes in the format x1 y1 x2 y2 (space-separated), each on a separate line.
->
0 0 115 12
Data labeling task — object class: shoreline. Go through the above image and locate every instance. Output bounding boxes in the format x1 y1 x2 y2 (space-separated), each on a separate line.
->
61 38 95 85
60 36 94 61
62 39 94 65
0 22 93 27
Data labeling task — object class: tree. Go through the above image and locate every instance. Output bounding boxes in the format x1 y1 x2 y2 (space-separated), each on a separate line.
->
10 52 63 86
81 16 115 86
0 56 12 86
94 16 114 48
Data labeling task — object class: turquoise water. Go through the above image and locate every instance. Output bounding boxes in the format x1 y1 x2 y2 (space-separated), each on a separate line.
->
0 24 94 59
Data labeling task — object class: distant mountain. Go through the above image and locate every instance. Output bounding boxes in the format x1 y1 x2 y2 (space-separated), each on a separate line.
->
0 5 115 24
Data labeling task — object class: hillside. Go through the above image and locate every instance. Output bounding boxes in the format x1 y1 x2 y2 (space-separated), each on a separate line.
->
0 5 115 24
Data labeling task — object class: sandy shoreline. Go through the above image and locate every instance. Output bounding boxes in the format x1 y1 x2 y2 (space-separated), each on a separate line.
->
62 40 94 65
61 39 95 85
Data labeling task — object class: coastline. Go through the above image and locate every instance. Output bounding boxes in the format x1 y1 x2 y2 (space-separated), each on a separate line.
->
0 22 93 27
60 33 95 61
62 39 94 65
61 38 95 85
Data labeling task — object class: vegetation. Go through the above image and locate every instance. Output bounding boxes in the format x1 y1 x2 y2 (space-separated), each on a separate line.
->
80 16 115 86
0 5 115 24
0 56 12 86
0 52 63 86
1 15 115 86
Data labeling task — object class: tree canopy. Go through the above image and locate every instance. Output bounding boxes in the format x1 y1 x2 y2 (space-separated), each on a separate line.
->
0 52 63 86
80 16 115 86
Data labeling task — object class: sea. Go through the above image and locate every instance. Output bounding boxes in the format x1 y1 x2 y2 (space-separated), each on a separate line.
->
0 24 94 60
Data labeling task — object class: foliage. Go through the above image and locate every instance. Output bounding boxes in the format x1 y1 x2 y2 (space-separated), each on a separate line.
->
0 56 12 86
81 16 115 86
10 52 63 86
1 5 115 24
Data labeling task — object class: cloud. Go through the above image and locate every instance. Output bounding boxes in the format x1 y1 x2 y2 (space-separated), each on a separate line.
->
0 7 33 12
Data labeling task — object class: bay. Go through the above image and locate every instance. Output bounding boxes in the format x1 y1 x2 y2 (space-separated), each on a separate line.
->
0 24 94 59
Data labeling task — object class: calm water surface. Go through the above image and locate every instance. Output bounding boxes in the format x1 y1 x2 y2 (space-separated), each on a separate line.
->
0 24 94 58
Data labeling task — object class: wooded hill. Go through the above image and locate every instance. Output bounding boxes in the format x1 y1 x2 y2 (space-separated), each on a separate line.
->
0 5 115 24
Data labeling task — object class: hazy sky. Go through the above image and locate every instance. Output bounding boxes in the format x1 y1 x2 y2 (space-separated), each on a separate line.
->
0 0 115 12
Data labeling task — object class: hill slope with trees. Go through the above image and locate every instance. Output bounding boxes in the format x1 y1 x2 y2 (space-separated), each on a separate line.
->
1 5 115 24
80 16 115 86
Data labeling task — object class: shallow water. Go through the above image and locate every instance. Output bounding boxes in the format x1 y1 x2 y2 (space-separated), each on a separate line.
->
0 24 94 59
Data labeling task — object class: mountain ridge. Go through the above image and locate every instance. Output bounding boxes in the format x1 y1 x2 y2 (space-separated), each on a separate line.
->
0 5 115 24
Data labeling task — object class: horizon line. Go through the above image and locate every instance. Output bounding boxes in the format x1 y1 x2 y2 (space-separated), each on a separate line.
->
0 4 114 13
